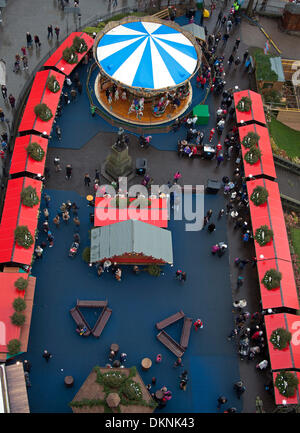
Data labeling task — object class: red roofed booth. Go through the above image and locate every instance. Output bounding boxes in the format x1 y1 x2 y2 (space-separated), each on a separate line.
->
246 179 292 262
18 69 65 135
265 314 300 371
0 178 42 265
43 32 94 76
94 197 168 228
9 134 48 177
233 89 266 126
238 124 276 180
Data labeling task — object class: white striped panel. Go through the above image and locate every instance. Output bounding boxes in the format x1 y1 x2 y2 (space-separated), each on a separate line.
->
106 25 147 36
153 37 197 74
152 32 194 46
150 38 175 88
97 36 144 61
142 22 162 35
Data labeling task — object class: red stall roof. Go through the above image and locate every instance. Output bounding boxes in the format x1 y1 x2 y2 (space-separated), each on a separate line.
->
94 197 168 228
273 371 300 405
246 179 291 262
234 89 266 125
0 178 42 265
43 32 94 76
265 314 300 371
9 134 48 176
18 69 65 135
0 272 26 353
238 124 277 180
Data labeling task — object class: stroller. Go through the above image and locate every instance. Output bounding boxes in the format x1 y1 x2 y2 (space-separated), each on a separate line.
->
69 241 80 258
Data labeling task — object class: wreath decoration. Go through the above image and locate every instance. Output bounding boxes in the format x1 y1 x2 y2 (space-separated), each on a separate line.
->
14 225 34 249
236 96 252 112
275 371 299 397
10 312 26 327
244 146 262 165
26 142 45 161
242 132 260 148
250 186 269 206
254 225 273 246
14 277 29 291
62 46 78 64
34 103 53 121
46 75 60 93
72 36 88 54
7 339 21 355
21 185 40 207
270 328 292 350
261 268 282 290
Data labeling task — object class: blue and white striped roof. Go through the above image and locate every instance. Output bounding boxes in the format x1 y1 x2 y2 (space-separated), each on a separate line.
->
96 21 198 90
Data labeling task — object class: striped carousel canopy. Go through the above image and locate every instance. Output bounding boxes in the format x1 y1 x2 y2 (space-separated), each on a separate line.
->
96 21 198 90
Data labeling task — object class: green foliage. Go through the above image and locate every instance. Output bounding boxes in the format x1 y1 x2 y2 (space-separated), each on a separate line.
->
254 225 274 246
250 186 269 206
100 371 127 388
14 277 28 292
26 142 45 161
10 312 26 326
13 297 26 312
264 90 282 105
242 132 260 148
62 46 78 64
236 96 252 112
72 36 88 53
244 146 262 165
122 380 143 400
14 225 34 249
269 117 300 160
21 185 40 207
261 268 282 290
253 48 279 82
146 264 161 277
275 371 299 397
7 339 21 355
270 328 292 350
46 75 60 93
34 103 53 121
69 398 106 408
82 247 91 263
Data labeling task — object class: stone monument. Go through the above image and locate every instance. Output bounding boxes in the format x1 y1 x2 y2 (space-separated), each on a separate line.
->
102 128 133 182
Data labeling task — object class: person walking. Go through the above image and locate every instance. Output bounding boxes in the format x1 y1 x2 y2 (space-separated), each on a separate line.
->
23 360 32 373
26 32 33 48
217 396 228 409
73 216 80 227
35 245 43 259
77 82 83 95
44 193 51 208
70 88 77 101
207 223 216 233
84 173 91 187
54 157 62 172
194 319 203 330
22 55 29 70
34 35 41 48
62 211 70 224
55 125 62 141
47 24 53 39
218 209 225 219
53 215 60 228
8 94 16 109
43 208 49 220
55 26 60 40
47 231 54 247
222 32 229 46
256 360 268 370
173 357 183 368
42 350 52 362
66 164 72 180
216 153 224 167
233 380 246 399
236 276 244 290
216 10 223 27
1 85 7 100
233 57 241 71
228 54 234 68
173 171 181 184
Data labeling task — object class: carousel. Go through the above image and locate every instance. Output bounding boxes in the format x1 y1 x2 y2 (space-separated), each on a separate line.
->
93 16 202 126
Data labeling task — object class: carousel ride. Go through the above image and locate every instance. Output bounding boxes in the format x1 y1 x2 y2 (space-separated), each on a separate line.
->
93 16 202 126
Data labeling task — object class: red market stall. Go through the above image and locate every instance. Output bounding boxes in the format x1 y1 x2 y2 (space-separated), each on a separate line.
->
43 32 94 76
0 177 42 265
18 69 65 135
246 179 291 262
233 89 266 126
265 314 300 371
9 134 48 177
94 197 168 228
273 371 300 405
238 124 277 180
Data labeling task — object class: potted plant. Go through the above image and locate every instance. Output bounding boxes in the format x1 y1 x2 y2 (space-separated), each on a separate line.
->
10 312 26 326
13 298 27 312
7 339 21 356
14 277 29 292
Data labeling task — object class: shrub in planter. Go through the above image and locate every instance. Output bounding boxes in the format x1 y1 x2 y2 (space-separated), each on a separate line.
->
254 225 273 246
26 141 45 161
146 264 161 277
13 297 27 312
62 46 78 64
14 225 34 249
122 380 142 400
7 339 21 355
14 277 28 292
101 371 126 388
244 146 262 165
242 132 260 148
275 371 299 397
21 185 40 207
34 103 53 121
72 36 88 53
10 312 26 326
270 328 292 350
250 186 269 206
46 75 61 93
261 268 282 290
82 247 91 263
236 96 252 112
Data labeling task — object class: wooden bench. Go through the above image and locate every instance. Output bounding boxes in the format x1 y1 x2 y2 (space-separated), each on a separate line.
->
156 310 185 330
156 330 185 358
76 300 108 308
92 307 112 338
180 317 193 349
69 307 91 337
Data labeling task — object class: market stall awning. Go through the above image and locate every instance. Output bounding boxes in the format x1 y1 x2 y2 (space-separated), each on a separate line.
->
0 178 41 265
238 124 277 180
94 197 168 227
265 314 300 371
9 135 48 176
182 23 206 42
234 89 266 126
96 21 199 90
44 32 94 76
246 179 291 262
0 273 26 353
18 69 65 135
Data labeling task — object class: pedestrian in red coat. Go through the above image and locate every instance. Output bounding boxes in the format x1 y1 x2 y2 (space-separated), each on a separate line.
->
194 319 203 330
209 128 215 142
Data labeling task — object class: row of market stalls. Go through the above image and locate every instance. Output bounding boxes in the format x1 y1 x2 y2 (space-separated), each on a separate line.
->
0 32 94 358
234 89 300 406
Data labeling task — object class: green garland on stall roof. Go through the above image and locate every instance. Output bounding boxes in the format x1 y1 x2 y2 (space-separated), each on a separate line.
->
21 185 40 207
236 96 252 112
270 328 292 350
14 277 29 291
14 225 34 249
275 371 299 397
62 46 78 64
46 75 60 93
26 142 45 161
7 339 21 355
254 225 273 246
33 103 53 122
250 186 269 206
72 36 88 54
242 132 260 148
244 146 262 165
10 312 26 326
261 268 282 290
